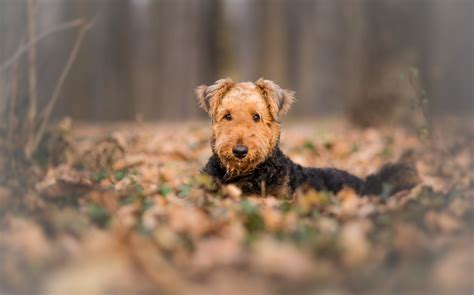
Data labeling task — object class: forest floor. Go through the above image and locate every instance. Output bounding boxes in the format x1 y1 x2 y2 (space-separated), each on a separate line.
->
0 117 473 295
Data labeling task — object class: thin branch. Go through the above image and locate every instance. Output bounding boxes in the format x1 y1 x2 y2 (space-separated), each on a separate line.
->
27 0 39 142
0 18 85 73
7 60 20 143
0 76 5 121
24 18 96 159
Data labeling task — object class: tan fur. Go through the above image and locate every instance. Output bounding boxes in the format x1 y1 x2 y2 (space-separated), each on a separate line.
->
255 78 295 119
196 79 293 175
195 78 234 116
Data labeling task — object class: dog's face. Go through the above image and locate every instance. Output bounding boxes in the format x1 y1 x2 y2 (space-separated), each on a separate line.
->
196 78 295 175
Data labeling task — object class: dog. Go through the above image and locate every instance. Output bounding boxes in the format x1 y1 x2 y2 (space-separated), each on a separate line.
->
196 78 419 199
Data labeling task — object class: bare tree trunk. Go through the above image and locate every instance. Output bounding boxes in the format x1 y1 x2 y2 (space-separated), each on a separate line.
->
94 0 134 121
313 0 346 114
427 0 473 115
260 0 287 85
224 0 262 81
290 0 318 117
347 0 432 127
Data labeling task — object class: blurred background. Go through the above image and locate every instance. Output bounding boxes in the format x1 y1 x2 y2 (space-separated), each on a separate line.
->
0 2 473 294
0 0 472 124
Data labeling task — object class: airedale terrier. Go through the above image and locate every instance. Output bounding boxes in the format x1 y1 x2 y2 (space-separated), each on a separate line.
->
196 78 419 198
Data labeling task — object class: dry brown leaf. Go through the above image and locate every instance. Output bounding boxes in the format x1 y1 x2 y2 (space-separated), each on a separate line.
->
191 238 242 273
338 187 361 216
222 184 242 200
2 119 472 294
393 223 427 255
0 186 13 207
2 217 52 261
44 232 157 295
425 211 462 233
340 220 372 267
431 243 474 294
251 237 314 281
112 153 146 171
168 204 212 238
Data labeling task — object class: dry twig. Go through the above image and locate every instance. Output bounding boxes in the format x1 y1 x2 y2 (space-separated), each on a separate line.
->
26 0 39 144
6 60 20 143
24 17 96 159
0 18 85 73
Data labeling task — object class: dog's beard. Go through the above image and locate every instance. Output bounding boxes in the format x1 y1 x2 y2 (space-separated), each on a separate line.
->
217 150 263 177
213 134 274 177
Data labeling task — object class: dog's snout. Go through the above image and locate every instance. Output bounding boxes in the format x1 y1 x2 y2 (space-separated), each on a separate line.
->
232 145 248 159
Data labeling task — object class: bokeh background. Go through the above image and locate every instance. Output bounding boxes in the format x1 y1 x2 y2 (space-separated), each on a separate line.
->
0 0 472 123
0 2 473 294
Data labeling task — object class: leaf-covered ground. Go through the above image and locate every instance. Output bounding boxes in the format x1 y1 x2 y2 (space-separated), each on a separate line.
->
0 118 473 294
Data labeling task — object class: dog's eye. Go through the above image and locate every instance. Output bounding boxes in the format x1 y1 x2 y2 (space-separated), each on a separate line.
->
252 114 261 122
224 113 232 121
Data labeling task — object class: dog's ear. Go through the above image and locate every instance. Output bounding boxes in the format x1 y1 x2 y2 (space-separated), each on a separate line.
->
195 78 234 115
255 78 295 119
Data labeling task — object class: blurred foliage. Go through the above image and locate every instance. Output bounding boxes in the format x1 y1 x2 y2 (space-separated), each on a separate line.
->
0 119 472 294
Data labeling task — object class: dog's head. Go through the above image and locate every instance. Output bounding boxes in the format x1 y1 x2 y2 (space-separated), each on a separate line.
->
196 78 295 175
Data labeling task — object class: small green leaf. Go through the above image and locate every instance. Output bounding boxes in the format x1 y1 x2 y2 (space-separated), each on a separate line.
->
92 170 108 182
381 146 392 158
241 199 258 215
178 184 192 197
193 174 216 191
303 140 316 151
87 203 109 228
293 221 318 243
418 127 430 143
115 169 127 181
245 212 265 233
159 184 172 197
279 201 293 213
143 198 154 210
120 195 136 206
241 200 265 233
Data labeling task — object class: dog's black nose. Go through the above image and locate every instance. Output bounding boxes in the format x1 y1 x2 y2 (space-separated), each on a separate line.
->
232 145 248 159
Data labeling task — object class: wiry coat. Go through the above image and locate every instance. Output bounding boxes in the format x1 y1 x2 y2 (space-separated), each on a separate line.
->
204 145 418 198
